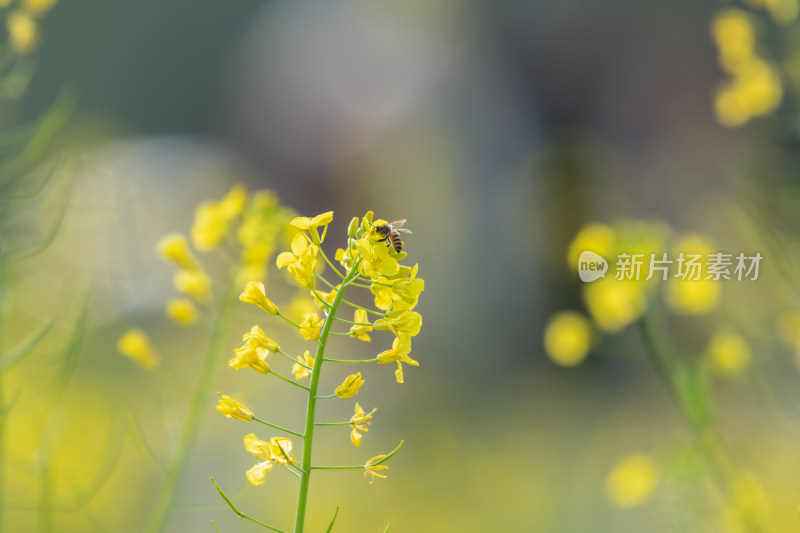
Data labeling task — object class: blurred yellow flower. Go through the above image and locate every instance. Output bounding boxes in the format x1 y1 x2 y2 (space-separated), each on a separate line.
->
242 325 279 352
23 0 59 16
605 453 659 508
335 372 365 398
349 309 373 342
239 281 279 315
722 475 771 532
543 311 592 367
165 298 199 325
292 350 314 380
746 0 798 24
584 278 647 333
6 10 38 55
299 313 324 341
714 61 783 127
567 223 614 271
349 403 376 447
156 233 197 269
706 331 751 377
229 344 271 374
711 9 756 70
216 393 254 422
364 455 389 483
663 278 720 315
173 268 211 301
116 329 159 369
191 184 247 250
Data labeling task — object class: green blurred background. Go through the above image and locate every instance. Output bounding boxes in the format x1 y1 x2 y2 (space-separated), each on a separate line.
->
3 0 800 531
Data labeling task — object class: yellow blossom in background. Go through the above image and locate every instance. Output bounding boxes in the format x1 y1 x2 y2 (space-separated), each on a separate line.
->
156 233 197 269
584 278 647 333
706 331 751 377
335 372 365 398
292 350 314 380
239 281 279 315
242 325 279 352
663 278 720 315
285 292 318 323
173 268 211 301
7 10 38 55
229 344 271 374
567 223 615 271
746 0 799 24
190 184 247 250
116 329 159 369
364 455 389 484
543 311 592 367
605 453 659 508
349 403 376 447
299 313 323 341
712 9 757 72
312 285 338 312
349 309 373 341
216 393 254 422
165 298 198 325
722 475 771 532
23 0 59 16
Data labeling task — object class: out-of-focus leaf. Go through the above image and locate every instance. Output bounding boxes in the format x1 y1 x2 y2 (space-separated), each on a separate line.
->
0 156 65 204
8 180 71 262
0 320 55 372
325 506 339 533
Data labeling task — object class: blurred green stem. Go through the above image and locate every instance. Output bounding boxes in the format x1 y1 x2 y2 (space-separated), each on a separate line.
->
143 284 238 533
294 265 359 533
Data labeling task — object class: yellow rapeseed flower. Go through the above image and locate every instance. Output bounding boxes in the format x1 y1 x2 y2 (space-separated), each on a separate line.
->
355 234 400 280
239 281 279 315
6 10 38 55
276 233 318 289
373 310 422 338
292 350 314 380
543 311 592 367
364 455 389 483
584 278 647 333
216 393 254 422
242 325 279 352
746 0 798 24
605 453 659 508
299 313 324 341
165 298 199 325
712 9 756 71
117 329 159 369
229 344 271 374
349 403 377 447
173 268 211 301
388 263 425 311
706 331 751 377
191 184 247 250
349 309 373 341
156 233 197 269
291 211 334 243
246 461 273 486
377 336 419 384
335 372 365 399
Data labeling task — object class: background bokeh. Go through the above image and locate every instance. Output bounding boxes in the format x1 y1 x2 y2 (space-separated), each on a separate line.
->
3 0 800 531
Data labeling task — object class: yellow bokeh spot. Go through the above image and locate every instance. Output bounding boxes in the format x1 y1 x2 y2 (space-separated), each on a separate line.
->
663 278 720 315
165 298 199 325
6 10 39 55
584 278 647 333
706 331 751 377
605 453 659 508
567 223 615 272
543 311 592 367
116 329 159 369
23 0 59 16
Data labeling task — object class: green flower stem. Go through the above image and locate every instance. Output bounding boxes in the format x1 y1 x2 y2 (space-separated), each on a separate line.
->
143 285 239 533
314 421 351 427
271 371 310 391
331 317 372 326
311 465 363 470
311 288 333 309
211 477 287 533
252 417 304 438
370 441 403 466
314 394 337 400
310 236 345 279
294 267 359 533
314 272 339 292
281 465 302 479
276 349 311 369
211 520 221 533
323 358 378 364
327 332 354 337
350 280 392 289
276 312 301 329
339 299 386 317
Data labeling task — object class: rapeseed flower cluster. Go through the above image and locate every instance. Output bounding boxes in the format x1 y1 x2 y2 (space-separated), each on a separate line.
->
216 209 421 531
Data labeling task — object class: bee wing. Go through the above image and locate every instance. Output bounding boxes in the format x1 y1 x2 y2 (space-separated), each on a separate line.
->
394 228 412 234
388 219 406 228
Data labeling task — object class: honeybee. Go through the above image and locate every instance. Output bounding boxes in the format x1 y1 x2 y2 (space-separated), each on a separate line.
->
374 219 412 253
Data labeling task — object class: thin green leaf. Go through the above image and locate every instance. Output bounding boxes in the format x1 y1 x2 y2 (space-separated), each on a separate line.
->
325 507 339 533
0 320 55 372
211 520 221 533
382 523 391 533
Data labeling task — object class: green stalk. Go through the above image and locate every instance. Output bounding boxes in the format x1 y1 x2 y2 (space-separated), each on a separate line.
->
294 267 358 533
143 285 238 533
